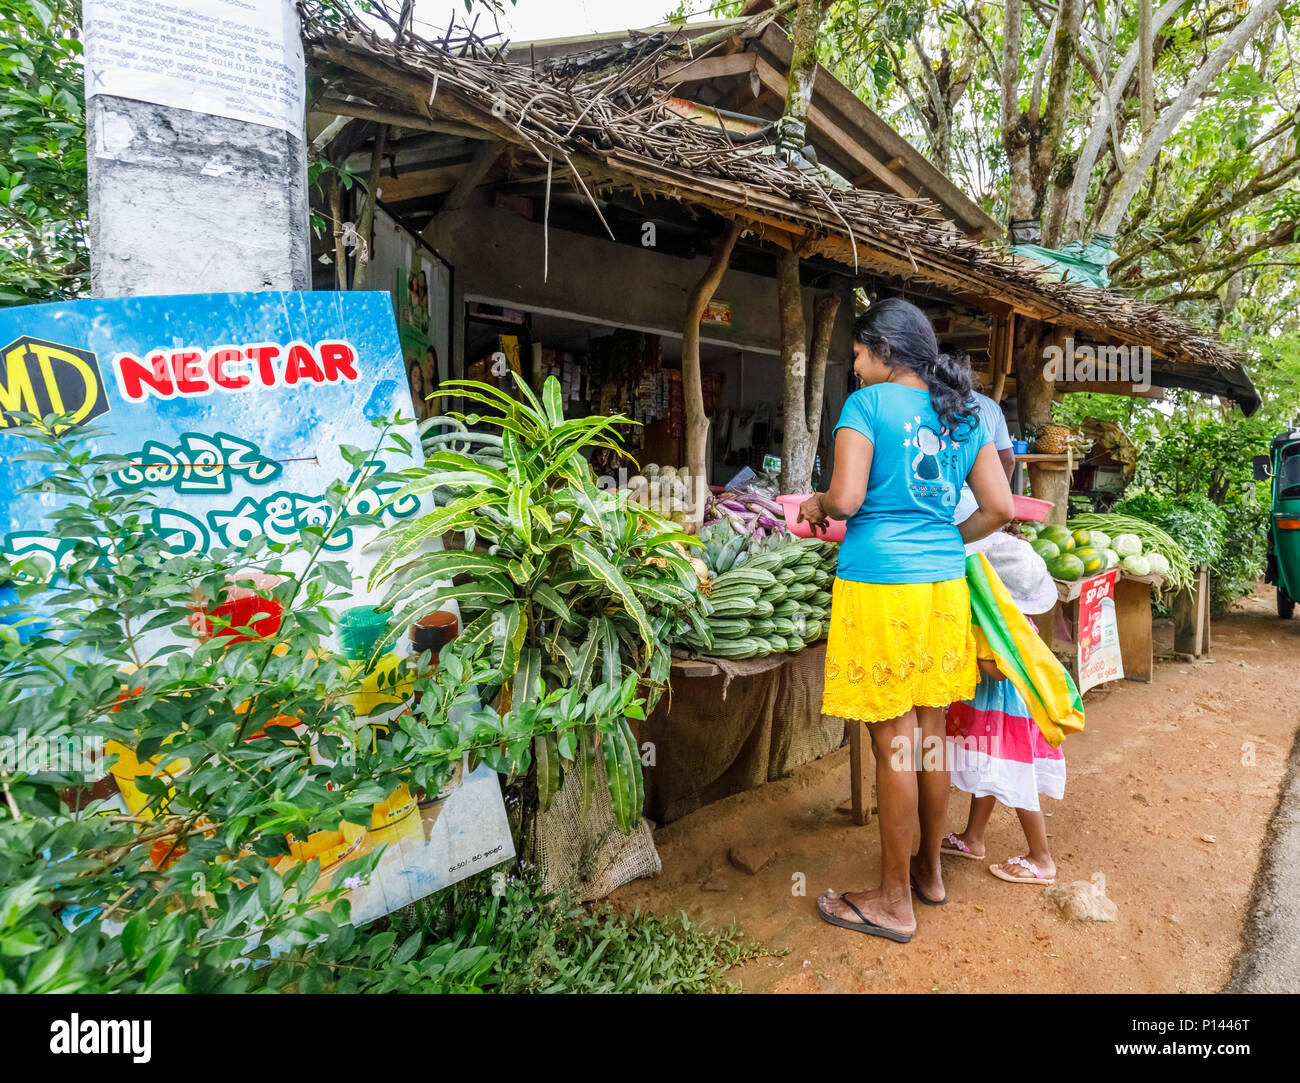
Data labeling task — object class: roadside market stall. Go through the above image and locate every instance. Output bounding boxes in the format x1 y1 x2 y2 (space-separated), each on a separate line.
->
301 11 1260 892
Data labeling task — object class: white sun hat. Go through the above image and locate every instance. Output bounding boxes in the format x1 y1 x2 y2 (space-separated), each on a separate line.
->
964 531 1058 615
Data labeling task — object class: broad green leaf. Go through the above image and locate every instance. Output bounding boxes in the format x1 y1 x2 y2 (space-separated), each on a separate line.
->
601 719 642 834
513 646 542 706
369 492 500 586
571 617 601 694
541 376 564 425
535 732 561 813
531 581 572 624
577 724 596 820
567 538 654 650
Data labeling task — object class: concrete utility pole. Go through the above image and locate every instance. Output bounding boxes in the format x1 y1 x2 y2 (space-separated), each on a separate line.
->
83 0 311 297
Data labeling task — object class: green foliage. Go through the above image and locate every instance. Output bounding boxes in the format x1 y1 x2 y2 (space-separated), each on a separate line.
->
1100 400 1276 611
0 414 523 992
1112 491 1227 570
372 375 711 834
0 0 87 305
405 867 772 993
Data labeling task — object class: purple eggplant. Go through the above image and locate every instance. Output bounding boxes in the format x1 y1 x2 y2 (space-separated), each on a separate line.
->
741 494 785 516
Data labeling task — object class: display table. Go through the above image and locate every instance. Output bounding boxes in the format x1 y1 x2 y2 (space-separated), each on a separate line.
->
630 645 845 824
1041 571 1166 684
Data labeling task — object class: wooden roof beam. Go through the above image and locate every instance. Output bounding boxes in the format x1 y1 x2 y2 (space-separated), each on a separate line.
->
437 139 506 217
314 96 483 140
657 51 757 84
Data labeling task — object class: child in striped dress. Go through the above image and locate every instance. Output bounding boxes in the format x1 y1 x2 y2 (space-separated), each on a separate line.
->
942 532 1064 885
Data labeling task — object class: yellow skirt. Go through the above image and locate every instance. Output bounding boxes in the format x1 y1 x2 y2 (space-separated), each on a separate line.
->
822 577 978 724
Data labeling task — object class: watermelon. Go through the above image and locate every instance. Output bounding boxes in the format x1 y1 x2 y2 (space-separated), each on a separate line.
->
1031 538 1061 561
1041 524 1075 552
1071 528 1094 550
1047 553 1085 581
1073 547 1105 575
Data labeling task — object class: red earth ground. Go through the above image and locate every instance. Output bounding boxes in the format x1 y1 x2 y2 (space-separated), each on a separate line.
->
610 585 1300 993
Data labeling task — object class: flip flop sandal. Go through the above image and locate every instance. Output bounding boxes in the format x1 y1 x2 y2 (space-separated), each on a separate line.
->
989 856 1056 886
910 875 947 906
817 892 913 943
940 833 983 860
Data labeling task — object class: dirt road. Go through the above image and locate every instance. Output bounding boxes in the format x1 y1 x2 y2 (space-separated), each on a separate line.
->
611 585 1300 993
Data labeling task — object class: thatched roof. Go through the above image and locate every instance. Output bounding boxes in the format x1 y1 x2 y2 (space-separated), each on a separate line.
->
302 10 1257 410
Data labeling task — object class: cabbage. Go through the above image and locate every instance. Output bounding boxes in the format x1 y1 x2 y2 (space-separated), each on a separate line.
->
1121 554 1151 576
1113 533 1143 557
1089 530 1112 551
1146 552 1170 576
1103 548 1120 569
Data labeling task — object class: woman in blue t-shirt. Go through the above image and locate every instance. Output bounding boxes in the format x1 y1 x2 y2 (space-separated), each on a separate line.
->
798 298 1014 943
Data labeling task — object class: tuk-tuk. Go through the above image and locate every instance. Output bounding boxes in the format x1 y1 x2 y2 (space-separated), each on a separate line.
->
1254 428 1300 618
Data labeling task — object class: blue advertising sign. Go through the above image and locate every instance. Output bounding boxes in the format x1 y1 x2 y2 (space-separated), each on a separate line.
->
0 290 514 921
0 290 421 607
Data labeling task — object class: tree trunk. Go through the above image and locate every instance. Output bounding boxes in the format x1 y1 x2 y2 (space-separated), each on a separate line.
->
776 253 841 493
776 250 810 490
1016 321 1068 525
1000 0 1038 223
806 290 840 468
1095 0 1285 235
1138 0 1154 134
682 220 743 531
350 126 388 290
772 0 837 494
1060 0 1183 244
776 0 824 159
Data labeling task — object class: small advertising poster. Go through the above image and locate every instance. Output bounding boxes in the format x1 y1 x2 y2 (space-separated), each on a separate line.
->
371 207 451 423
1078 569 1123 692
0 290 512 922
84 0 305 136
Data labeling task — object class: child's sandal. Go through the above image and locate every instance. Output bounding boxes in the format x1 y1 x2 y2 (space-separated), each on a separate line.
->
940 832 983 860
989 855 1055 885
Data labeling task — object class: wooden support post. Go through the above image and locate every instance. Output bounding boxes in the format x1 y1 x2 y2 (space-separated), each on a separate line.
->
1173 564 1211 659
682 220 743 530
848 720 872 826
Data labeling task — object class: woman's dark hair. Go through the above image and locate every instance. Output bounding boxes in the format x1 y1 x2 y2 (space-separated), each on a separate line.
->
854 298 977 436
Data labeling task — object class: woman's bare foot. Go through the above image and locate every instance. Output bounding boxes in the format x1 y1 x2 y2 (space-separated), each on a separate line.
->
940 831 985 859
818 886 915 937
908 854 945 903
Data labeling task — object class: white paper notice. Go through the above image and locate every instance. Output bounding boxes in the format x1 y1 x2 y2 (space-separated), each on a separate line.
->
84 0 305 136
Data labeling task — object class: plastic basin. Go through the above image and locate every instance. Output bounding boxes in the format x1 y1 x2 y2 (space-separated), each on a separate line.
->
1012 494 1054 522
777 493 847 542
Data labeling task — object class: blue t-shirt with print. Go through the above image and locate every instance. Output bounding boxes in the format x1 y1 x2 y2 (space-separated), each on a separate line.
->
832 384 989 584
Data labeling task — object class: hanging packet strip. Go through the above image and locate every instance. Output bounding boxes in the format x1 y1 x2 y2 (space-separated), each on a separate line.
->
965 552 1085 747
